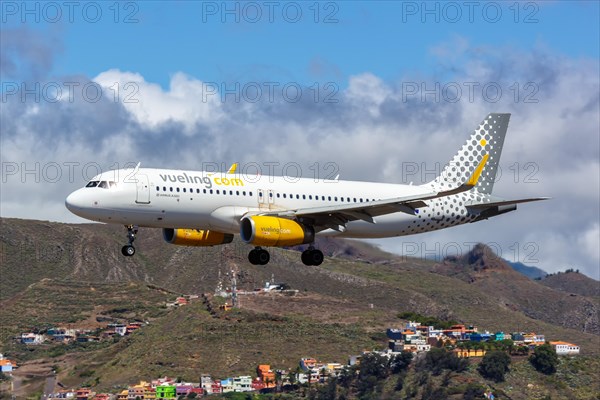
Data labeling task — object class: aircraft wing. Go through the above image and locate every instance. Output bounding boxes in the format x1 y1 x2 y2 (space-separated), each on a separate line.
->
253 156 489 231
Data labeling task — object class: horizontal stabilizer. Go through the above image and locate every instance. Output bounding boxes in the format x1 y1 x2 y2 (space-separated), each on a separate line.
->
467 197 550 209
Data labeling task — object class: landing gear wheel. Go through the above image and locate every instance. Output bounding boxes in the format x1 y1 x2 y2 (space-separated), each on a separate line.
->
301 248 324 266
121 245 135 257
121 225 138 257
248 249 259 265
249 247 270 265
257 249 270 265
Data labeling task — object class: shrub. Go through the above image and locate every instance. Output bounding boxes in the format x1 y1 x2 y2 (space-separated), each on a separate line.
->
530 344 559 375
478 351 511 382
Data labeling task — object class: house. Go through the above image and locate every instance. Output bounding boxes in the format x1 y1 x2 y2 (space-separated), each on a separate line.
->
92 394 111 400
76 388 92 400
232 376 253 392
257 364 276 387
300 357 317 371
454 348 487 358
251 378 266 391
117 390 128 400
128 382 148 399
550 341 580 355
176 297 188 305
155 384 176 399
0 354 15 373
221 378 234 393
21 332 45 345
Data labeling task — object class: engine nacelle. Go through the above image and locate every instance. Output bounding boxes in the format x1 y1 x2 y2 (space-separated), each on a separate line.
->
163 228 233 246
240 216 314 247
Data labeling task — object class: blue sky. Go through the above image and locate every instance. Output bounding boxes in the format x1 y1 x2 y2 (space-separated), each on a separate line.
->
1 1 599 277
4 1 599 87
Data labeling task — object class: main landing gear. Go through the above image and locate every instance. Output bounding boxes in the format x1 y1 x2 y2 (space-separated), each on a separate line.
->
121 225 138 257
248 247 270 265
247 245 324 266
301 246 324 266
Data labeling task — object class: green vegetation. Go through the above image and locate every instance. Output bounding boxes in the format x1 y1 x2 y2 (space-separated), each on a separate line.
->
418 348 468 376
397 312 459 329
478 351 511 382
530 344 560 375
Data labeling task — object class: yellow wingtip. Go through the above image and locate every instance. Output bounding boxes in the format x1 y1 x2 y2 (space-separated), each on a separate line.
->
227 163 238 174
466 153 489 187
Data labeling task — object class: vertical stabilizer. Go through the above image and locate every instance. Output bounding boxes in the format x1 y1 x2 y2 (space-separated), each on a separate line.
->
430 113 509 194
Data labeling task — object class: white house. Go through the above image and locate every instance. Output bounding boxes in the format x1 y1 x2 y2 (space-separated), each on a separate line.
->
550 341 580 355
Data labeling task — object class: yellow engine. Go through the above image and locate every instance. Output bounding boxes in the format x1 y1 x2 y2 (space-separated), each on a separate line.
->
162 228 234 246
240 216 314 247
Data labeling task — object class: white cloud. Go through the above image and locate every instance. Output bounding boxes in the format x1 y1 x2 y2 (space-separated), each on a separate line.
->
94 70 224 133
1 43 599 278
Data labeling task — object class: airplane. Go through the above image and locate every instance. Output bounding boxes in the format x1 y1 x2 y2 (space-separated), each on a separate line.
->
65 113 547 266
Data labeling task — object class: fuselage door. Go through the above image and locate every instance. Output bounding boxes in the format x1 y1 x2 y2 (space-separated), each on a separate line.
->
136 174 151 204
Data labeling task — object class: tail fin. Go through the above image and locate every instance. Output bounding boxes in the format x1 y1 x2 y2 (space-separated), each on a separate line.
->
430 113 510 194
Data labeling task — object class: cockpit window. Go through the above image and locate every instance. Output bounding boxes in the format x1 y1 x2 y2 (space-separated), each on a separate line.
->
86 180 116 189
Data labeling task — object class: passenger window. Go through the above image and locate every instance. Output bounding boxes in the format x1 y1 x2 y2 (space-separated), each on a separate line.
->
322 196 325 201
197 189 200 193
309 195 312 200
269 192 273 197
203 189 207 194
176 188 180 192
249 192 253 196
183 188 186 193
236 191 240 195
353 198 357 202
210 189 213 194
296 194 299 199
283 194 287 198
302 195 306 200
156 186 160 191
335 197 338 201
328 196 331 201
340 197 344 202
163 187 166 191
230 190 233 195
276 193 280 198
170 187 173 192
243 191 246 196
216 190 220 194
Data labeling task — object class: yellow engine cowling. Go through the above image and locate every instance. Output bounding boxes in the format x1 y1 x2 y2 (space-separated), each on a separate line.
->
163 228 234 246
240 216 314 247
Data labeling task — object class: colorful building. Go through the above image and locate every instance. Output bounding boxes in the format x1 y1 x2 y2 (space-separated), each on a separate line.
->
156 385 176 399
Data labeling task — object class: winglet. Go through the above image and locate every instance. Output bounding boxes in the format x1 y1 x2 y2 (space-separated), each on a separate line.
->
466 153 489 187
227 163 238 174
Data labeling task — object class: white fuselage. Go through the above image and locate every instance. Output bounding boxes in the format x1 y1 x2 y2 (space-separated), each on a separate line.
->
65 167 482 238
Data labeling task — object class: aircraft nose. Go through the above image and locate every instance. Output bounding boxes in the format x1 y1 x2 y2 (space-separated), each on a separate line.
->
65 189 85 212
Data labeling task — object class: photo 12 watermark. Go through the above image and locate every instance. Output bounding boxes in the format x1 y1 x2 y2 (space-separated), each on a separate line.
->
400 1 540 24
400 81 539 104
200 1 340 24
1 1 140 23
1 81 140 104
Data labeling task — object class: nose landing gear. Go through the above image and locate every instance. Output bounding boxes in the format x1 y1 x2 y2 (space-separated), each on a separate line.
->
121 225 138 257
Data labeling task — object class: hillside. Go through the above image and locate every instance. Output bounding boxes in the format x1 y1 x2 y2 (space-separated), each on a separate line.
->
432 244 599 335
1 217 599 397
508 261 548 280
540 271 600 298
